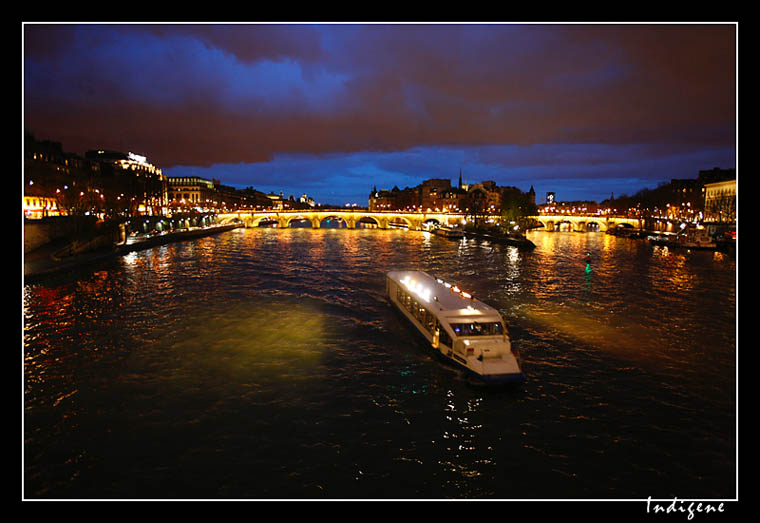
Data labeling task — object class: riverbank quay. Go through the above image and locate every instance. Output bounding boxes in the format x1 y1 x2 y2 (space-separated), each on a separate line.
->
608 227 736 257
23 222 243 281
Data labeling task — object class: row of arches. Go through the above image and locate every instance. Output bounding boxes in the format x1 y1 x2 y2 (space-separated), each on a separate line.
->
536 216 641 232
220 212 642 233
227 214 448 230
540 220 603 232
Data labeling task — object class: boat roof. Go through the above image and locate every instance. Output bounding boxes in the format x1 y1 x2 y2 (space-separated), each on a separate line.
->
387 270 503 321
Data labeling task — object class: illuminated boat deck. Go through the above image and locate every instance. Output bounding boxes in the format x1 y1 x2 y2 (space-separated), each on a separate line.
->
389 270 500 318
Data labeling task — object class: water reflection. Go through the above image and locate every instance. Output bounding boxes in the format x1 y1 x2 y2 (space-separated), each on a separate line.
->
501 231 735 379
130 298 331 393
24 227 736 499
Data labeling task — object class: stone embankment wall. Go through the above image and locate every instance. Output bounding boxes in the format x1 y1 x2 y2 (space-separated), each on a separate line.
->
24 217 82 253
24 216 122 255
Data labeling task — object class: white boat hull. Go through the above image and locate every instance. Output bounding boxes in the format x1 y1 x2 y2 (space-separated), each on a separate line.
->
386 271 525 385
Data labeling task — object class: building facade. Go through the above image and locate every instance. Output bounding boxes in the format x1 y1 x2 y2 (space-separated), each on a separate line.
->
369 175 532 216
85 149 168 215
24 134 102 218
167 176 217 210
703 179 736 223
369 185 421 211
24 133 170 219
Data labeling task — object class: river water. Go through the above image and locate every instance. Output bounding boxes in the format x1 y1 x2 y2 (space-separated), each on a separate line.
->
22 228 737 499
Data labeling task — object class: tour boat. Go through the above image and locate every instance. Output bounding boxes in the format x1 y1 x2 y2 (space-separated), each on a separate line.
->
386 270 525 384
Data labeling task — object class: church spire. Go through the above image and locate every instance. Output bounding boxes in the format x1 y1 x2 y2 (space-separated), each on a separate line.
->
458 168 462 189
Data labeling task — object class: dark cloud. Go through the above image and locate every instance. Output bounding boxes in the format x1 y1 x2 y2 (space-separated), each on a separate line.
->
23 23 736 203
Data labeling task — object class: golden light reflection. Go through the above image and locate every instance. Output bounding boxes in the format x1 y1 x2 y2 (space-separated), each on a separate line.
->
647 248 696 295
138 298 331 390
503 246 521 292
339 229 362 258
521 304 644 351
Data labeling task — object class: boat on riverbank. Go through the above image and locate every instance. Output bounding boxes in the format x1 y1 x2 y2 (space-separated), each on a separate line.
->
431 226 464 239
386 270 525 385
648 226 718 250
464 230 536 249
606 225 647 239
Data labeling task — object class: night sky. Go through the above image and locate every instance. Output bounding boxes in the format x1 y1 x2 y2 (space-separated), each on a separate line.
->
23 23 737 206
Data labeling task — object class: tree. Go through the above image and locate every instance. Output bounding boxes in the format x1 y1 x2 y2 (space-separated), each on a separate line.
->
464 188 488 228
500 188 538 232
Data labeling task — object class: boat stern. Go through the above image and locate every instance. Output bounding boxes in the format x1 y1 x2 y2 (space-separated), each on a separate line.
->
463 339 525 384
481 352 525 384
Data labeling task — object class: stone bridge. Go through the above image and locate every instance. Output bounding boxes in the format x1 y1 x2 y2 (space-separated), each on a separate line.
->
217 210 467 230
217 210 643 233
533 214 643 232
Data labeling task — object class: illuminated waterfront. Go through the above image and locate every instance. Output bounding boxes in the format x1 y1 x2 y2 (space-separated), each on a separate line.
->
23 228 736 499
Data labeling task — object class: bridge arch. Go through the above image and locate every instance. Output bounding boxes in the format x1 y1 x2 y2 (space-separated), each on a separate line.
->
585 221 601 232
218 213 276 227
319 215 348 228
251 215 279 227
387 216 414 229
355 216 381 228
216 214 242 226
284 215 315 228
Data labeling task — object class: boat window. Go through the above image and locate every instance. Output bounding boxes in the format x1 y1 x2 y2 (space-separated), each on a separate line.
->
424 310 435 333
439 327 452 347
397 286 412 310
396 283 441 336
450 322 504 336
